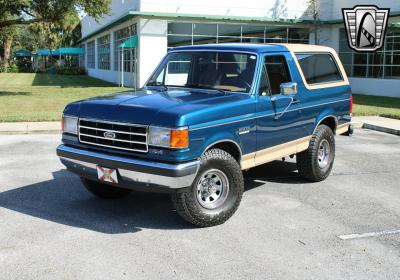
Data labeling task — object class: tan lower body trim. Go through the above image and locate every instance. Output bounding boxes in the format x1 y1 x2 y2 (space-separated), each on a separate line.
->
336 123 350 135
240 136 311 170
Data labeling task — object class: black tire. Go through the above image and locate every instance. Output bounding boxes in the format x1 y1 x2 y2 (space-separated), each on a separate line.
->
81 178 132 199
172 148 244 227
297 125 335 182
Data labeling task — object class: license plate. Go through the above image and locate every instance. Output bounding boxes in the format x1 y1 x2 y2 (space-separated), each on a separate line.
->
96 166 119 184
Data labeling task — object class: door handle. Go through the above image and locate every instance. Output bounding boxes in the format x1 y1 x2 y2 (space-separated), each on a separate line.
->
270 96 278 102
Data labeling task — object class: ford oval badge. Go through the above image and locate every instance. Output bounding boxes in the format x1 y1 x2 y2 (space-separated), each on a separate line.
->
103 131 116 139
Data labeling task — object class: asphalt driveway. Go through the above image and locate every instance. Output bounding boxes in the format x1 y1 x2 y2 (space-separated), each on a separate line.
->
0 129 399 279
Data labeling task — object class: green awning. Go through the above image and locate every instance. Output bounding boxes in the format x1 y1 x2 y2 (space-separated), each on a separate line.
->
37 49 53 56
14 49 32 57
118 35 138 49
56 48 85 55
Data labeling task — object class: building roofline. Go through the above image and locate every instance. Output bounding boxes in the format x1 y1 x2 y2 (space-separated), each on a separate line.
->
322 10 400 24
78 11 313 43
78 10 400 44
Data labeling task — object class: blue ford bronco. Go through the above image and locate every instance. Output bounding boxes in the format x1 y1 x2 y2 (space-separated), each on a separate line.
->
57 43 353 227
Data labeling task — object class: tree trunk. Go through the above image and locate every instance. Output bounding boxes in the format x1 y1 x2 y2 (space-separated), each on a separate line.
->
3 37 12 67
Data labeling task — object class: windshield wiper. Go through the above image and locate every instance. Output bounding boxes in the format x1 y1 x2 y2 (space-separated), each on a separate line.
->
184 83 231 94
146 81 168 91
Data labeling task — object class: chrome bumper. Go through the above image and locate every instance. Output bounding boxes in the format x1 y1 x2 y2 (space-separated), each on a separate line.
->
56 145 199 190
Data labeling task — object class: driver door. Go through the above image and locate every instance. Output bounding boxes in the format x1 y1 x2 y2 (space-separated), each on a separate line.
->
255 53 304 165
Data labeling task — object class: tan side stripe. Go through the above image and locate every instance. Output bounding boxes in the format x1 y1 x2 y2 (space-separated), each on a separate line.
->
336 122 350 135
241 152 256 170
240 136 311 170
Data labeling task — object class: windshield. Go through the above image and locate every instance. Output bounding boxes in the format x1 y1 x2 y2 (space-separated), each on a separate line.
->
147 51 257 93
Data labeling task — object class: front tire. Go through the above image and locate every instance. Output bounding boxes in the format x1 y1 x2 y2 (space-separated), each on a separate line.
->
81 178 132 199
172 148 244 227
297 125 335 182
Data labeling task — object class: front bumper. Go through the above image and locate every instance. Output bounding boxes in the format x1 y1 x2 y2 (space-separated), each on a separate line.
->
57 144 199 191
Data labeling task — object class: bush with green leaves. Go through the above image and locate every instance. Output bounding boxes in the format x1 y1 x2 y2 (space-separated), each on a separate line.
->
56 66 86 75
0 61 19 73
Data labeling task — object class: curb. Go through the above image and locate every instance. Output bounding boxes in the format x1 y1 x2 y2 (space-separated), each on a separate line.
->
0 130 61 135
362 123 400 136
0 122 61 135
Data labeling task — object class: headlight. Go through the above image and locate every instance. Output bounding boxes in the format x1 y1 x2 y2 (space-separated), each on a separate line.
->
149 126 189 149
62 116 78 135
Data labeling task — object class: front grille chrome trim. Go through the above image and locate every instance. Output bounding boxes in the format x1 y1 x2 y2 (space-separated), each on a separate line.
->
78 118 148 153
79 125 147 136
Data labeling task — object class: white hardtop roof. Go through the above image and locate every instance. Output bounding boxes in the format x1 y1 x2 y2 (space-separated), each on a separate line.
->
273 43 337 54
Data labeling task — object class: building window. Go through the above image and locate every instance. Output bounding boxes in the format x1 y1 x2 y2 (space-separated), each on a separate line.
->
339 26 400 79
114 24 137 72
97 34 110 70
167 22 309 48
87 40 95 69
79 44 85 68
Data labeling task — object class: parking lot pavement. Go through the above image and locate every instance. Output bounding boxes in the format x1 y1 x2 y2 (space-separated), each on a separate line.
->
0 129 399 280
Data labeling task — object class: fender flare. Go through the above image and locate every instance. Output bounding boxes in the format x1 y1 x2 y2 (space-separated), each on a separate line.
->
313 114 338 134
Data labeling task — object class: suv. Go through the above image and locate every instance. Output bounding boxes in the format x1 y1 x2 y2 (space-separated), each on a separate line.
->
57 43 353 227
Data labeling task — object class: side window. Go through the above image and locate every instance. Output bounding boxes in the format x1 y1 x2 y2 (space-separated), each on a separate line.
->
259 55 291 95
296 53 343 85
258 64 270 96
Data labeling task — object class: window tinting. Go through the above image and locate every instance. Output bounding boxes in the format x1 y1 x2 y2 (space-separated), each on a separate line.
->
296 53 343 84
259 55 291 95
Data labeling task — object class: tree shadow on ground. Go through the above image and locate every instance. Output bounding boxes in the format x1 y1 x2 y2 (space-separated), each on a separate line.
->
0 91 31 96
0 160 307 234
31 73 119 88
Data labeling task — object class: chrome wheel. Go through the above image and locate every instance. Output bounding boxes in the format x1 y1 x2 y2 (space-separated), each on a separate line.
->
196 169 229 209
318 139 331 169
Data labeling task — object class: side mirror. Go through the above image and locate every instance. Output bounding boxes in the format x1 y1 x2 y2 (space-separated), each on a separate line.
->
280 82 298 96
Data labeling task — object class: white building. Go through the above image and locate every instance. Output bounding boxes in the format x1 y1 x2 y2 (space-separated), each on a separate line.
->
79 0 400 97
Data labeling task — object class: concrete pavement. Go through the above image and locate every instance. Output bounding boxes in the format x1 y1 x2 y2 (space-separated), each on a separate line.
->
0 129 399 279
352 116 400 136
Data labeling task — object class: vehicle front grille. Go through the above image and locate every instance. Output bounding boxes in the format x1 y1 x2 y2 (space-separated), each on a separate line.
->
78 119 148 153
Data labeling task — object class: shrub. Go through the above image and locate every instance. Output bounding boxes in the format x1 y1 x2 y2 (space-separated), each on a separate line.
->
56 66 86 75
0 61 19 73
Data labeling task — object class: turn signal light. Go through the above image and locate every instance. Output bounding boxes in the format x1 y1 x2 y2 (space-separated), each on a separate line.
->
170 129 189 148
61 116 65 132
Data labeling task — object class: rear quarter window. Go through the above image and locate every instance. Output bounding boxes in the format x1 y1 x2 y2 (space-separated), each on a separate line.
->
295 53 343 85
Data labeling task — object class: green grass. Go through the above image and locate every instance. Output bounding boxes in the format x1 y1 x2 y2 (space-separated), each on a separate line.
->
0 73 127 122
353 94 400 120
1 73 399 122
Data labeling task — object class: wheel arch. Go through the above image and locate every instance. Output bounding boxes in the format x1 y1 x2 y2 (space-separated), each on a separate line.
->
314 115 338 134
203 139 242 163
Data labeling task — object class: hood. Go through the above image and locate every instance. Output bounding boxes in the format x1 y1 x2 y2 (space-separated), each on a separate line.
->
64 88 255 127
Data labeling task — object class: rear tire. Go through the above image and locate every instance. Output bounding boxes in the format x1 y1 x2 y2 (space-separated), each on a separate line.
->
297 125 335 182
81 178 132 199
172 148 244 227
